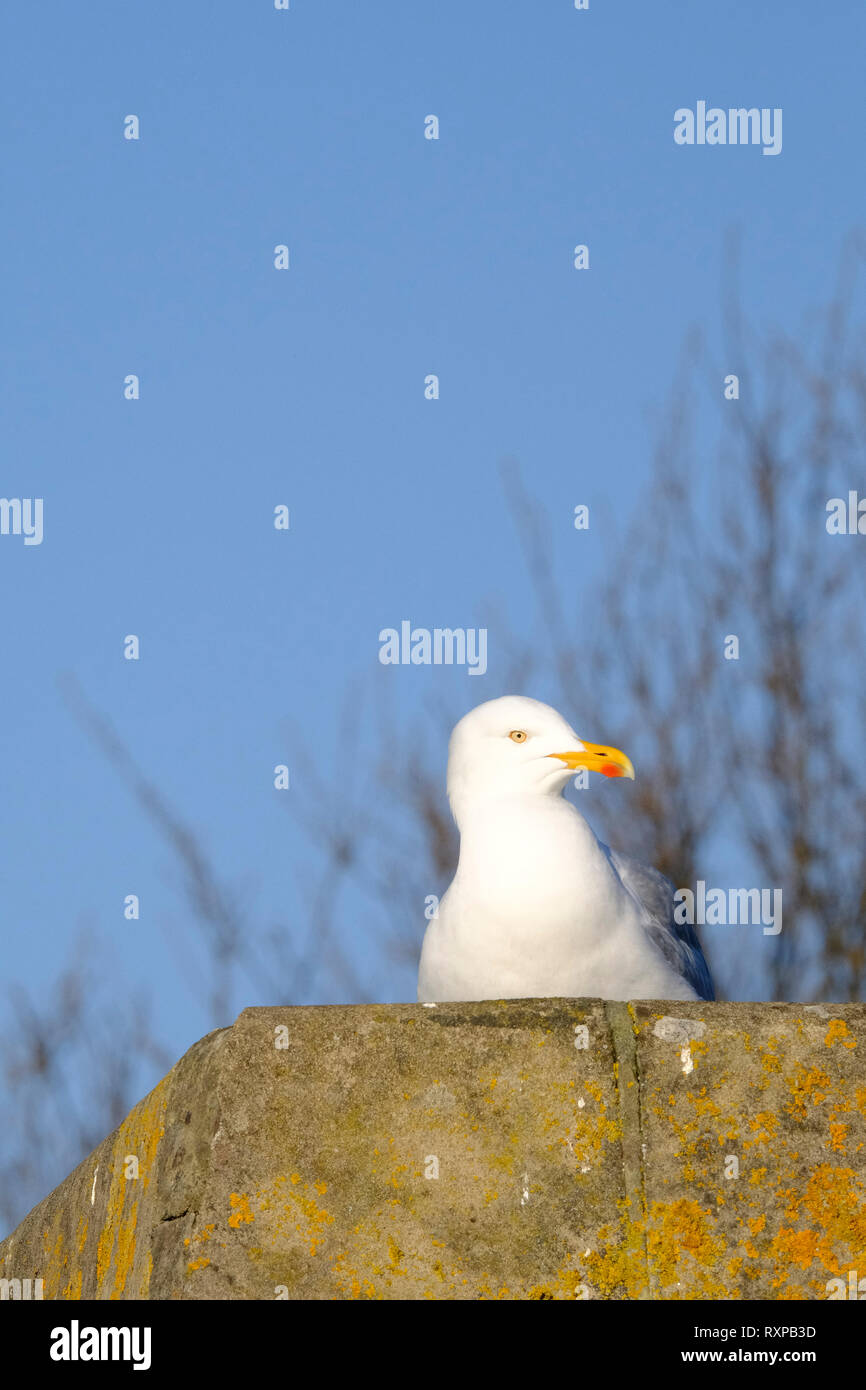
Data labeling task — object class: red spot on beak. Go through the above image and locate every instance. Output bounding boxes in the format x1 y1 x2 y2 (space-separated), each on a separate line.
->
601 762 625 778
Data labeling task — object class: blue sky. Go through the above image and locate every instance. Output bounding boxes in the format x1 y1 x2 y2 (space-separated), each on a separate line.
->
2 0 864 1081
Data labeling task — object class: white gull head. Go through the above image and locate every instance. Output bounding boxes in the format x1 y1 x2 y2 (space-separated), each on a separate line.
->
446 694 634 827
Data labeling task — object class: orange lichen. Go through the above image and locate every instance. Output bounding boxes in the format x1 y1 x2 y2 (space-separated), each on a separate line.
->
228 1193 254 1228
784 1064 831 1121
94 1076 168 1299
645 1199 728 1296
824 1019 857 1049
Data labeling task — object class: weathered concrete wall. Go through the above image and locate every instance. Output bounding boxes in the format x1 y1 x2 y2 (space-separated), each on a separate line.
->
1 1000 865 1300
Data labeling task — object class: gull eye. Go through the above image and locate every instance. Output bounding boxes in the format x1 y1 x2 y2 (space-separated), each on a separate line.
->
509 730 527 743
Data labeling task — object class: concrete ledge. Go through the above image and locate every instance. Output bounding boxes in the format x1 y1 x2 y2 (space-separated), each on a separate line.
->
1 1000 864 1300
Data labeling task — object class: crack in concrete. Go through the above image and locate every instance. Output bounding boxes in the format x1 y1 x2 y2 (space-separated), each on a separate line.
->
606 1001 651 1299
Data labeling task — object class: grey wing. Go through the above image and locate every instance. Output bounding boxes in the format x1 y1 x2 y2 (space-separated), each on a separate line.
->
606 846 715 1001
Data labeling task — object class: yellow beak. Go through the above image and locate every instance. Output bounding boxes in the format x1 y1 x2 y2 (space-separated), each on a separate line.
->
547 740 635 780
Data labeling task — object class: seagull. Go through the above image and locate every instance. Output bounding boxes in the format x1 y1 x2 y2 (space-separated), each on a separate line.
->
417 695 713 1003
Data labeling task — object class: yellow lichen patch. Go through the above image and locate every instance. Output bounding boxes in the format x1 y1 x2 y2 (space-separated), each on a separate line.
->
94 1075 168 1300
798 1165 866 1250
645 1199 729 1298
686 1088 722 1120
759 1040 782 1077
186 1222 216 1258
330 1261 380 1300
826 1123 849 1153
736 1163 866 1294
579 1202 648 1299
228 1193 255 1227
784 1064 831 1122
42 1213 65 1263
488 1147 516 1176
665 1112 700 1157
248 1174 335 1256
782 1282 811 1299
330 1214 479 1300
824 1019 856 1049
563 1080 621 1169
686 1038 709 1072
746 1111 779 1147
526 1266 588 1300
477 1281 512 1300
769 1227 825 1271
